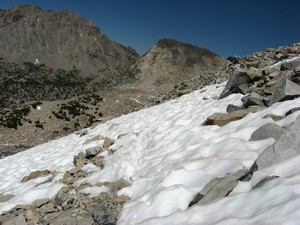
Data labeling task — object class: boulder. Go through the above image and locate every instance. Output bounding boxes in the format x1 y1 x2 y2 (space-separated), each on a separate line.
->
55 189 72 206
226 104 243 113
190 170 246 206
242 92 265 108
73 152 87 168
220 71 250 98
269 77 300 105
250 123 284 141
280 58 300 71
2 214 27 225
92 203 118 225
255 115 300 170
85 147 100 158
204 106 261 126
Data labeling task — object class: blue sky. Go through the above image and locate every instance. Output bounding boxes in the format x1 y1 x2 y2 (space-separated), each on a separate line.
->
1 0 300 58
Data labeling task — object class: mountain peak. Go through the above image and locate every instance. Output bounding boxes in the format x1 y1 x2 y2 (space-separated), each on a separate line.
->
0 4 139 81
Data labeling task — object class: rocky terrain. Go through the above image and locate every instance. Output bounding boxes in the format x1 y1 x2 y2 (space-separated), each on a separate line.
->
1 5 300 223
123 38 228 93
0 5 228 156
0 4 139 81
0 41 300 224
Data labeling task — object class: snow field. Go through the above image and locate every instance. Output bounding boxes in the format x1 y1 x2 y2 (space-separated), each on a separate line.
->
0 81 300 224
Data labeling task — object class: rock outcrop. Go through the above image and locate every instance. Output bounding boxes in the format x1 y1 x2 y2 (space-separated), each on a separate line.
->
123 38 228 93
0 4 139 81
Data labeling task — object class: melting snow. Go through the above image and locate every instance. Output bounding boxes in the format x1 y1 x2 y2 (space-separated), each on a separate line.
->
1 82 300 224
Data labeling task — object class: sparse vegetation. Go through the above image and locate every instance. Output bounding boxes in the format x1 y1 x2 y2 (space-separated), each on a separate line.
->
0 106 31 129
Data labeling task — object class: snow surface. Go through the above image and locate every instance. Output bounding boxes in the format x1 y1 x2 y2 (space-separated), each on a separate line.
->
1 81 300 224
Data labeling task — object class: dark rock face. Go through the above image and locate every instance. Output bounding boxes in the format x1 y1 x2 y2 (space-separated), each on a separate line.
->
0 5 139 81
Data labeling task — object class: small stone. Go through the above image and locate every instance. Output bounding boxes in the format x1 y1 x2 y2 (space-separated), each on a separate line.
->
55 189 71 206
39 202 57 214
92 204 118 225
85 147 100 158
31 198 49 208
226 104 243 113
21 169 51 183
74 152 87 168
79 129 89 137
0 194 15 202
103 137 114 148
25 207 37 220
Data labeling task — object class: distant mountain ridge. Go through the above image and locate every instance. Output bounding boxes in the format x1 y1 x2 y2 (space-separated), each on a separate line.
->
0 4 139 83
124 38 227 92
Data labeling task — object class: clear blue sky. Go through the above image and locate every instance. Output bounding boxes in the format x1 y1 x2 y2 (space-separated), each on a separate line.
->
1 0 300 58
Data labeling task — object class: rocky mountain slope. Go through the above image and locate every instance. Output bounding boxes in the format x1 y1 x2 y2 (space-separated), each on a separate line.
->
123 38 228 92
0 4 139 82
0 5 229 154
0 47 300 224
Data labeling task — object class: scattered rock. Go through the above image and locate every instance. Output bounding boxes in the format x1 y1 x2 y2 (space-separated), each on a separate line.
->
0 194 15 202
269 77 300 105
204 106 261 126
73 152 87 168
55 189 72 206
190 169 246 206
21 170 51 183
2 213 27 225
92 203 118 225
241 92 265 108
103 137 114 148
255 115 300 170
220 71 250 98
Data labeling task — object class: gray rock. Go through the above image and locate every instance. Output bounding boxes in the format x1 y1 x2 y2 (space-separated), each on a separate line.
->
21 169 51 183
55 190 71 206
3 213 27 225
192 169 246 206
242 92 265 108
0 194 15 202
220 71 250 98
39 203 57 214
103 137 114 148
92 203 118 225
280 58 300 71
250 123 284 141
85 147 100 158
73 152 87 168
226 104 243 113
269 77 300 105
255 115 300 170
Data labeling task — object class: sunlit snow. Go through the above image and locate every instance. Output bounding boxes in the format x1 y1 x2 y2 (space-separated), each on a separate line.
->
1 81 300 224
